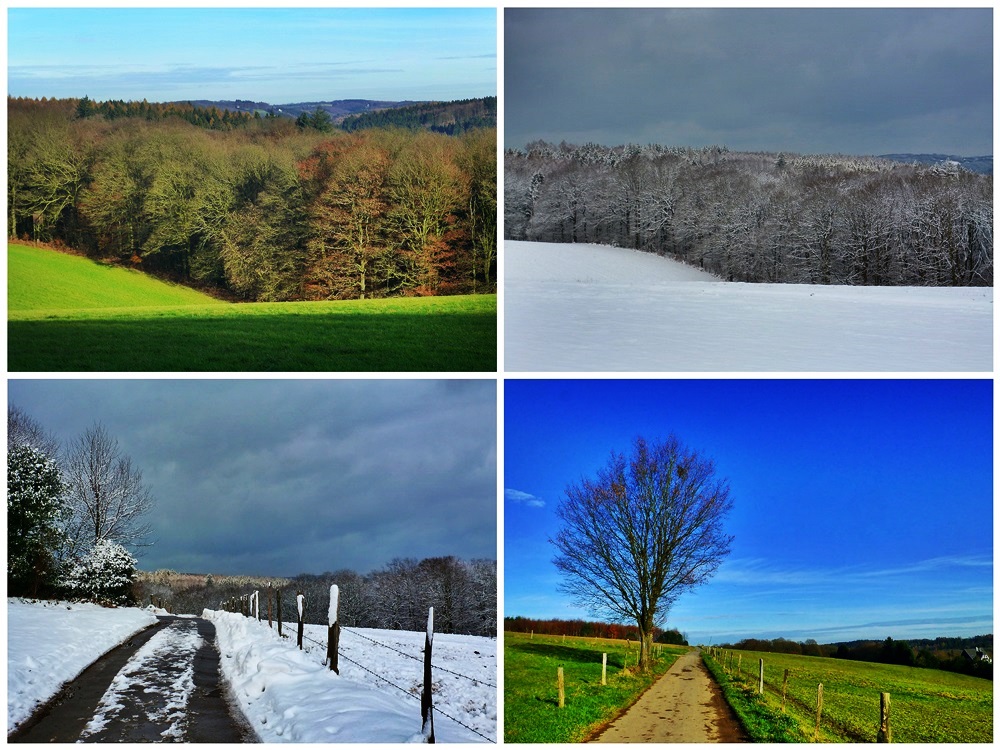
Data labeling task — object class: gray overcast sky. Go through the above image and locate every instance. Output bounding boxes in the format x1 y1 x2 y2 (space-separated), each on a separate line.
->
505 8 993 156
8 379 496 577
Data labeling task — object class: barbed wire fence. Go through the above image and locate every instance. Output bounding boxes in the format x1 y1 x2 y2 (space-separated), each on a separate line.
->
220 586 495 743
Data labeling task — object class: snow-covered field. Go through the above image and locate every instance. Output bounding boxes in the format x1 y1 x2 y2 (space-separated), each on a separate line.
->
504 241 993 371
205 609 496 743
6 598 159 733
6 599 495 743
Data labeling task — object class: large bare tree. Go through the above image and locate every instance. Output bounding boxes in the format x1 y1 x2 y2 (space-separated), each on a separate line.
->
552 435 733 672
63 422 154 557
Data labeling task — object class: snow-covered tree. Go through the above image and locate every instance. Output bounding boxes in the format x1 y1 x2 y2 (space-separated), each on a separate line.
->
7 443 68 597
62 539 138 605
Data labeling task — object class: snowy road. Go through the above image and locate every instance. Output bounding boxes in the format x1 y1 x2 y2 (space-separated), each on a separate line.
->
9 616 249 743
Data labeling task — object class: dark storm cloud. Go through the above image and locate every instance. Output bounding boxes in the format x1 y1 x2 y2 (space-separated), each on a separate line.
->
505 8 992 156
7 380 497 576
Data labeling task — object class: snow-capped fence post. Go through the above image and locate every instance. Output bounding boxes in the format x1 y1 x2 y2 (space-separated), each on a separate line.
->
277 590 283 636
254 590 260 621
327 584 340 673
296 591 305 650
421 606 435 743
267 584 273 628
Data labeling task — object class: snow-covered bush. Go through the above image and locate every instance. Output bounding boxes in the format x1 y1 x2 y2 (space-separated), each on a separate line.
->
62 540 138 605
7 443 68 597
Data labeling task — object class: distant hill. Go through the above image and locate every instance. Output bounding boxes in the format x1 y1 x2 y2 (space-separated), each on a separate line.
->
880 153 993 175
180 98 423 122
177 97 496 134
340 96 497 135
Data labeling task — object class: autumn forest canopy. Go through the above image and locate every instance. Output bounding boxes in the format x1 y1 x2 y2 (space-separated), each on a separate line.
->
8 96 497 302
506 141 992 287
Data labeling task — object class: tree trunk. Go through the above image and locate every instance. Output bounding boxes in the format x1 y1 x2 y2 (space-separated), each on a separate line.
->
638 628 654 672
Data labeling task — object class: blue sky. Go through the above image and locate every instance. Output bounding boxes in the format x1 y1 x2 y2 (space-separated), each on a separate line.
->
504 379 993 644
7 8 496 103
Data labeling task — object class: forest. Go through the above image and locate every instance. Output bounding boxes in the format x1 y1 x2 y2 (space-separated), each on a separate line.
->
505 141 992 286
140 557 498 638
8 97 497 301
504 615 687 645
341 96 497 135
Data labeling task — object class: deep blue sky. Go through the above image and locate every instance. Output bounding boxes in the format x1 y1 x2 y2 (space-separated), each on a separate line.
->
505 379 993 644
7 8 496 103
8 379 497 577
505 8 992 156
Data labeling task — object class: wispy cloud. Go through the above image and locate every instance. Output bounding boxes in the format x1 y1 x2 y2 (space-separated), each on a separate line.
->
716 554 993 588
505 488 545 508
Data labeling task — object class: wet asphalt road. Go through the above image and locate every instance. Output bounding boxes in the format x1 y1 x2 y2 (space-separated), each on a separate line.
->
9 616 251 743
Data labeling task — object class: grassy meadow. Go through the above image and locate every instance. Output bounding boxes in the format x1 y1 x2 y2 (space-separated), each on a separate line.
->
504 631 686 743
7 244 497 371
704 648 993 743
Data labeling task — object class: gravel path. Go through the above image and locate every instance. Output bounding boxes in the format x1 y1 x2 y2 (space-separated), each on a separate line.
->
8 616 250 743
590 649 747 743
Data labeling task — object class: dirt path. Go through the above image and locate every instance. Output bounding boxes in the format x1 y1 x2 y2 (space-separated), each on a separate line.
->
590 649 747 743
9 615 251 743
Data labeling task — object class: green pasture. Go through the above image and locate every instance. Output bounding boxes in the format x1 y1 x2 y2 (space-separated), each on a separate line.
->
7 244 497 372
8 243 223 310
705 648 992 743
504 631 685 743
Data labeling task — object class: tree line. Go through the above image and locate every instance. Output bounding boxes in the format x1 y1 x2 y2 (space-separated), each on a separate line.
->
7 405 154 604
341 97 497 136
720 635 992 680
8 96 497 301
505 140 992 286
504 616 687 645
144 557 497 637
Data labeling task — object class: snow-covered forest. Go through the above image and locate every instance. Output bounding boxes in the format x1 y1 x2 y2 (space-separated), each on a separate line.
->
505 141 992 286
142 557 498 638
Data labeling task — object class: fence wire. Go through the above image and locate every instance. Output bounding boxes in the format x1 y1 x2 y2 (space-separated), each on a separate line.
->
299 627 494 742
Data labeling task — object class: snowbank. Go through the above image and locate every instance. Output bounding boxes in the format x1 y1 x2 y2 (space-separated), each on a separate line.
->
206 610 495 743
6 598 159 733
505 240 993 371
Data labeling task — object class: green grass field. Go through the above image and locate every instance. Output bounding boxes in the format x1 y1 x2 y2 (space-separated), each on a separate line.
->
705 648 993 743
8 243 496 371
504 631 686 743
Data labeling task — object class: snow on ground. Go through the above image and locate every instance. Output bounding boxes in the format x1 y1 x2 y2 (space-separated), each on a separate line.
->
205 610 496 743
504 241 993 371
6 598 159 733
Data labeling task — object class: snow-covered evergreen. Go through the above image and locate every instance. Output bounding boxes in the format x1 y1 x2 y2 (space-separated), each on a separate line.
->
62 540 138 605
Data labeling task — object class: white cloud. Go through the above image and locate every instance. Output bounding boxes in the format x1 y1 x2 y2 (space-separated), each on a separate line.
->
505 488 545 508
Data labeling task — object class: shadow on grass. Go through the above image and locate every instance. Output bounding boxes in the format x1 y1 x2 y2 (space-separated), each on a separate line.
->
509 641 625 668
8 310 497 372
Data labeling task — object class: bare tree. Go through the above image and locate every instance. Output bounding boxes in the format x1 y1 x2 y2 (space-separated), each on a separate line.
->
63 422 154 557
8 404 60 457
552 435 733 672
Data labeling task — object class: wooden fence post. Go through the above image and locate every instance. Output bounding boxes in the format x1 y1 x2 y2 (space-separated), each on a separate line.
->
277 590 283 637
758 658 764 694
327 584 340 674
877 692 891 743
557 666 565 708
296 591 304 650
602 653 607 686
781 669 789 712
814 683 824 741
267 585 273 628
421 607 435 743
